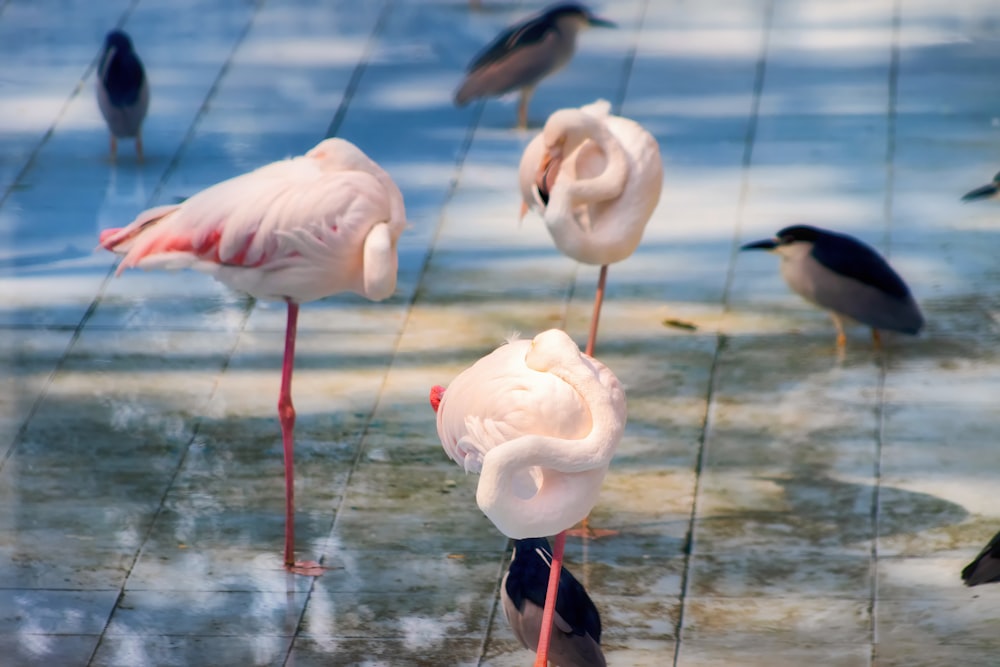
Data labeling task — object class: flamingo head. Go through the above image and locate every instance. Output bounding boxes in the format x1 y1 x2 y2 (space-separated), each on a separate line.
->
429 385 446 413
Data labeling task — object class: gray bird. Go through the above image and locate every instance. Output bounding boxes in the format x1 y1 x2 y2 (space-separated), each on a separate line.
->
501 537 606 667
962 533 1000 586
963 531 1000 586
961 171 1000 202
454 3 615 129
97 30 149 163
740 225 924 351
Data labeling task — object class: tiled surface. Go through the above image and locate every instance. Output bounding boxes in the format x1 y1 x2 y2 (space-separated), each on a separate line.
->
2 0 1000 665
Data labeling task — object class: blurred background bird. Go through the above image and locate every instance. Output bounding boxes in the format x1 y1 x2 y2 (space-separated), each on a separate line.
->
502 537 606 667
963 531 1000 586
961 171 1000 202
740 225 923 352
454 3 615 129
97 29 149 163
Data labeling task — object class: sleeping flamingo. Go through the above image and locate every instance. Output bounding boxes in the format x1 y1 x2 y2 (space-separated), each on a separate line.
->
430 328 625 665
520 98 661 538
519 99 663 357
100 138 406 575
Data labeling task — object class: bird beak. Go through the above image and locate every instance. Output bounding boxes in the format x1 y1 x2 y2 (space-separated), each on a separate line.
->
587 14 616 28
429 385 445 413
961 182 999 202
740 238 779 251
535 150 561 205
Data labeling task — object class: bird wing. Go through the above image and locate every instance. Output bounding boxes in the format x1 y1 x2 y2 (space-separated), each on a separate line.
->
809 233 912 300
105 157 391 275
962 531 1000 586
454 415 511 473
101 49 146 106
467 14 556 72
455 23 563 103
514 541 603 639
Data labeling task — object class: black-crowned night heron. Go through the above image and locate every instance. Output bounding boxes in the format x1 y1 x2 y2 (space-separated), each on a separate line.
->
454 3 615 129
501 537 606 667
963 531 1000 586
740 225 924 351
961 171 1000 202
97 30 149 162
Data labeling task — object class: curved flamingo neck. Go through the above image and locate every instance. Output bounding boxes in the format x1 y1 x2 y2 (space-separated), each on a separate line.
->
476 347 624 538
549 124 629 224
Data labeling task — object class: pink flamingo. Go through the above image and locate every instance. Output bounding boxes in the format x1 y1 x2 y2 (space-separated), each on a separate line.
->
430 328 625 665
100 138 406 575
519 99 663 360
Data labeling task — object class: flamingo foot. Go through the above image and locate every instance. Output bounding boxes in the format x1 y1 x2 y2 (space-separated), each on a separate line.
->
565 516 618 539
286 560 326 577
565 525 619 539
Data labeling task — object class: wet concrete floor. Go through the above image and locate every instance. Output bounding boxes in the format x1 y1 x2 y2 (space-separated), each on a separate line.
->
2 0 1000 665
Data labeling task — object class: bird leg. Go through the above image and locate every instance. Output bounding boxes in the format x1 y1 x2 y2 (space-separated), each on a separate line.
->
109 135 118 163
517 87 534 130
135 131 144 164
830 313 847 352
871 328 882 351
533 530 567 667
584 264 608 358
567 264 619 539
280 300 324 576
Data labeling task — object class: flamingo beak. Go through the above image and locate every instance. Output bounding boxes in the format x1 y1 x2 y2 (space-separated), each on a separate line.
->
534 150 561 206
429 385 445 413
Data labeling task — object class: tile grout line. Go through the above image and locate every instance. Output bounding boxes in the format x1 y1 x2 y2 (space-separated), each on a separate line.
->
0 0 143 474
285 0 401 660
0 0 142 211
560 0 651 334
0 0 142 472
672 0 774 663
323 0 395 140
81 1 272 663
283 2 518 662
870 0 902 662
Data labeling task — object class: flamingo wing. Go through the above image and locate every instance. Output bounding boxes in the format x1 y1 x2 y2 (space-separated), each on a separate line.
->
103 157 394 279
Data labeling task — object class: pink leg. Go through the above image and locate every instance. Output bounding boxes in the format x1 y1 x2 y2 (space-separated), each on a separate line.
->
568 264 618 540
533 530 566 667
584 264 608 357
280 300 324 576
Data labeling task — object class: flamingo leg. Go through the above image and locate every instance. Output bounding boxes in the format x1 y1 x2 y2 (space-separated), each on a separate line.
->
279 300 324 576
568 264 618 540
135 131 144 164
584 264 608 357
109 135 118 163
533 531 567 667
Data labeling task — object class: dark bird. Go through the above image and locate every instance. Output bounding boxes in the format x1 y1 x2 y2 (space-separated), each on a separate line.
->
454 3 615 129
97 30 149 162
501 537 606 667
961 171 1000 202
740 225 924 351
962 531 1000 586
